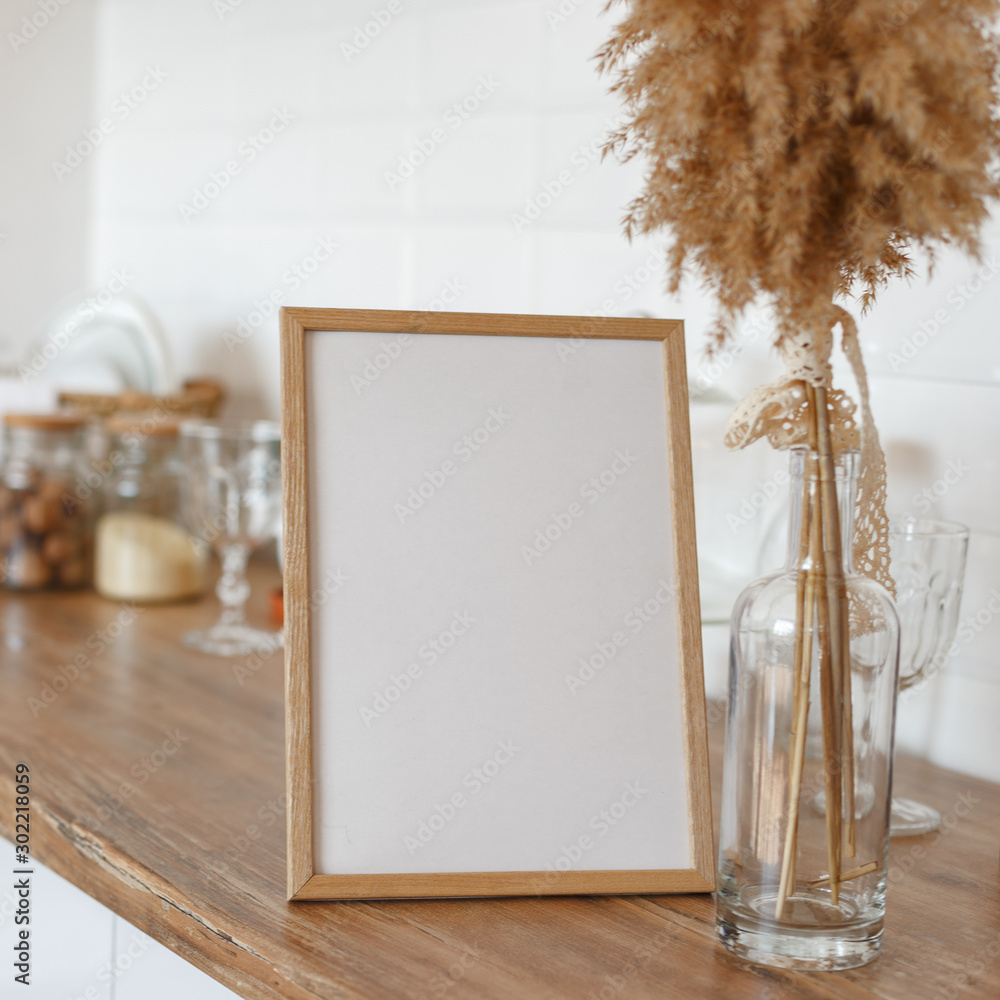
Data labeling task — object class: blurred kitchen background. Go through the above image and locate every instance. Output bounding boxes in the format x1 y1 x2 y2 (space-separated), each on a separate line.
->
2 0 998 790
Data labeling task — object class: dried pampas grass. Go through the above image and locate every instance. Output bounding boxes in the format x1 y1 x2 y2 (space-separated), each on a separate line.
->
598 0 1000 352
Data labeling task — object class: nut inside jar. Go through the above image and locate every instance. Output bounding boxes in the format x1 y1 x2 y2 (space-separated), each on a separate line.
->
0 413 93 590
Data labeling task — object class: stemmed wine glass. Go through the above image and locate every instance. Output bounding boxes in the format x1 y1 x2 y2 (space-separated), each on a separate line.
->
889 516 970 836
180 419 282 656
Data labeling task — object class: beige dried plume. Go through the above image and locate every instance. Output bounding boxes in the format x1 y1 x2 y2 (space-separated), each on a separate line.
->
598 0 1000 353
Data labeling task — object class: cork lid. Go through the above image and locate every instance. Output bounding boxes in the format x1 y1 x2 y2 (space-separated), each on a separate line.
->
3 412 87 431
105 411 182 436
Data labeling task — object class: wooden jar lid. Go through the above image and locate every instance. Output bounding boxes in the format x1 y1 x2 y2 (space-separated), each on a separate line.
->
105 412 182 436
3 412 87 431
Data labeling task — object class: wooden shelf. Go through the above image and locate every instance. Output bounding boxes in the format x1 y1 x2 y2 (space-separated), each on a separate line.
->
0 563 997 999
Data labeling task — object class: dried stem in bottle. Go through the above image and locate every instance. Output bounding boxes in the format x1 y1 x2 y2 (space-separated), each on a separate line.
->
807 384 843 904
775 382 857 916
813 385 857 858
775 461 817 918
806 860 877 888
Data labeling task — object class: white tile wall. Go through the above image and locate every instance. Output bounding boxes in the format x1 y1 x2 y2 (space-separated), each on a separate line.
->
6 0 1000 782
0 853 238 999
113 923 239 1000
0 0 98 367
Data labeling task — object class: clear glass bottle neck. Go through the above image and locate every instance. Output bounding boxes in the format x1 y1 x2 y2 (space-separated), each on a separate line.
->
784 448 858 574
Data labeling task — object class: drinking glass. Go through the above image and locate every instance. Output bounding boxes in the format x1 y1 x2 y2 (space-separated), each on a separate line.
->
889 516 969 836
179 419 282 656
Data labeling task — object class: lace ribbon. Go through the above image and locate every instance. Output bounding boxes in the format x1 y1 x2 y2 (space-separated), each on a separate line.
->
724 306 894 595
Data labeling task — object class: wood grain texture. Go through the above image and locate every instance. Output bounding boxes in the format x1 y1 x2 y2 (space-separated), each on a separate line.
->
280 307 712 899
276 306 684 342
280 307 314 899
294 868 713 901
0 574 998 999
661 328 716 892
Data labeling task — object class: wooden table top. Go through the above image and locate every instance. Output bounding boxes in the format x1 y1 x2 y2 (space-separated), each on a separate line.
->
0 562 998 1000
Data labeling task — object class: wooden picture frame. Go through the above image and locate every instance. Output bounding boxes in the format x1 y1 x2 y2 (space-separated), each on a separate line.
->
281 307 713 901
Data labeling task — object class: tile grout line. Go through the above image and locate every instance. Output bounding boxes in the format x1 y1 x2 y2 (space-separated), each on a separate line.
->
108 913 118 1000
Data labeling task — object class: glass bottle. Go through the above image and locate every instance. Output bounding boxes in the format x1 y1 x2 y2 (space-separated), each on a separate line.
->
716 448 900 969
0 413 94 590
94 412 208 603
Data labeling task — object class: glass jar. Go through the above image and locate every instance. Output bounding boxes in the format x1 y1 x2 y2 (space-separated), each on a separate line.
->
0 412 94 590
716 448 900 969
94 412 208 603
